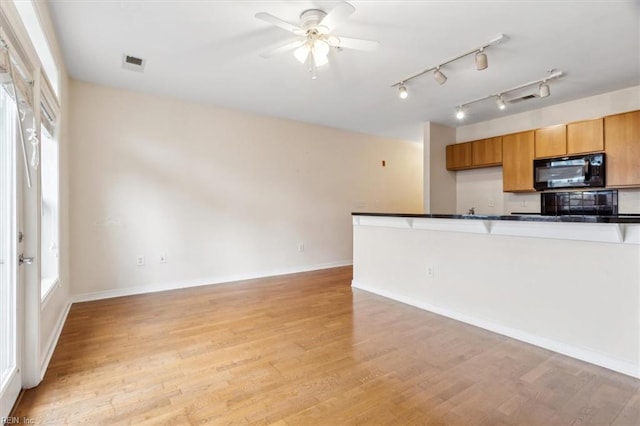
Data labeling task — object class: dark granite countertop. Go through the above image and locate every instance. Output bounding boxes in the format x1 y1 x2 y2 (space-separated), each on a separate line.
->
352 212 640 224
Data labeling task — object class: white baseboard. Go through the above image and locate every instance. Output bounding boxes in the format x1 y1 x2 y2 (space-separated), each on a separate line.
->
39 299 72 380
351 280 639 379
71 260 353 303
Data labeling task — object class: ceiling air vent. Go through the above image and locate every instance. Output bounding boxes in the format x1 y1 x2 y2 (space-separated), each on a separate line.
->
507 93 537 104
122 54 146 72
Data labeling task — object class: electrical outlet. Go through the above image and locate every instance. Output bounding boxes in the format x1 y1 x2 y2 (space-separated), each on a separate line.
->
521 200 528 207
136 255 145 266
159 254 167 264
488 199 495 207
298 243 304 252
427 265 434 278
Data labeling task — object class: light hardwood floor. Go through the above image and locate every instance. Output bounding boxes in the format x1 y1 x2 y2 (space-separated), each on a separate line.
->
12 266 640 425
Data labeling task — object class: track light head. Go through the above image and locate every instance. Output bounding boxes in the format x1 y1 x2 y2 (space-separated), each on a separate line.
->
539 82 550 98
433 67 447 85
391 34 508 96
450 70 562 120
398 84 408 99
475 49 488 70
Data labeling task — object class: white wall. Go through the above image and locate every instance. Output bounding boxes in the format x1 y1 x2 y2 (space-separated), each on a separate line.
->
68 80 423 298
452 86 640 214
353 217 640 377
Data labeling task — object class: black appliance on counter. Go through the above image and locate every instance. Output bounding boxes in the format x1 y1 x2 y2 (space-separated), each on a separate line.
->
534 153 605 191
541 190 618 216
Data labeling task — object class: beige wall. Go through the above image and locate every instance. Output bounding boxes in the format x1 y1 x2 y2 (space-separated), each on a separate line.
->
423 122 455 214
68 80 423 297
451 86 640 214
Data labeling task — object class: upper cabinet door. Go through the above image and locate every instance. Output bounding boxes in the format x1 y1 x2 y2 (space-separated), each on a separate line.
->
472 136 502 166
502 131 535 192
535 125 566 158
567 118 604 154
446 142 472 170
604 110 640 187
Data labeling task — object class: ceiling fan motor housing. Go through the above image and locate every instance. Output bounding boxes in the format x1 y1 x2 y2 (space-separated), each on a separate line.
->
300 9 328 31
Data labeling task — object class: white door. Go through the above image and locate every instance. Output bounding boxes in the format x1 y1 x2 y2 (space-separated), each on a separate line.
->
0 83 24 419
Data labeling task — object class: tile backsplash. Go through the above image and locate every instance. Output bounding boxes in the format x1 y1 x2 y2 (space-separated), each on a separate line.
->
456 167 640 214
619 188 640 213
541 190 618 215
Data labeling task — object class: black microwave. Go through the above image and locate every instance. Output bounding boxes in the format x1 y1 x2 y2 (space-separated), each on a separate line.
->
533 153 605 191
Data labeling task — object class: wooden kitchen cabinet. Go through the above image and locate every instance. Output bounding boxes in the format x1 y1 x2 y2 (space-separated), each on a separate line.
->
446 137 502 170
604 110 640 187
535 125 566 158
567 118 604 154
446 142 472 170
502 131 535 192
472 136 502 167
535 120 602 158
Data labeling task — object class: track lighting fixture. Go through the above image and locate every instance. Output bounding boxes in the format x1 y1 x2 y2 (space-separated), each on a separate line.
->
475 48 488 70
539 82 550 98
433 67 447 85
454 70 564 120
398 83 408 99
391 34 505 93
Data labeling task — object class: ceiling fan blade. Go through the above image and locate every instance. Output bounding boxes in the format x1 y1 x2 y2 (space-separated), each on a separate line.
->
330 36 379 52
318 2 355 33
255 12 305 35
259 39 305 58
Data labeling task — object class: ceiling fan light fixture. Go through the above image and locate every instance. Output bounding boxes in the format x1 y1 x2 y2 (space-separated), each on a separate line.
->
434 67 447 85
475 49 488 70
539 82 550 97
293 44 310 64
312 50 329 67
311 39 330 66
398 84 408 99
256 3 377 78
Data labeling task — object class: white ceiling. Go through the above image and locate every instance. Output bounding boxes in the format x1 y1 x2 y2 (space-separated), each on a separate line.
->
48 0 639 142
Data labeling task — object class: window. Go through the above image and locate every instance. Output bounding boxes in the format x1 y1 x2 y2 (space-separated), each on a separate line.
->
11 0 61 300
12 0 60 98
40 124 58 299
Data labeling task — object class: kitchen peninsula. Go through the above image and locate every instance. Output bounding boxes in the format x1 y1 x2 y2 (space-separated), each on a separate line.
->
352 213 640 378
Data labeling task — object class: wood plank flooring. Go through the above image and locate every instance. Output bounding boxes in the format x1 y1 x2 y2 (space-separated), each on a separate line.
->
12 266 640 425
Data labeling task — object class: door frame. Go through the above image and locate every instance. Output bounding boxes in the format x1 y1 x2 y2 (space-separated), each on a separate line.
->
0 87 24 420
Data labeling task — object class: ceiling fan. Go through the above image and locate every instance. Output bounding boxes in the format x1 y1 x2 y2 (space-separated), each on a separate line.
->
255 2 379 79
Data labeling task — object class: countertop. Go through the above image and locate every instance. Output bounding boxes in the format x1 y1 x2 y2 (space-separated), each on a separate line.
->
352 212 640 224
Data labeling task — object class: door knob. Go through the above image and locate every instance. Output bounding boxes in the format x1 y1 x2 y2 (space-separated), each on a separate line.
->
19 254 34 265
